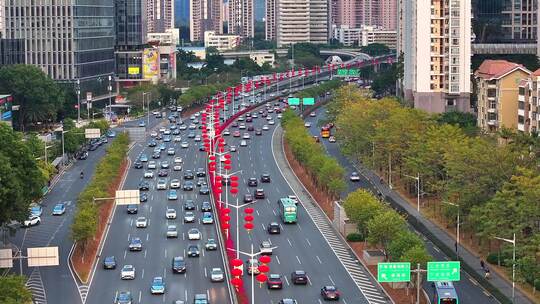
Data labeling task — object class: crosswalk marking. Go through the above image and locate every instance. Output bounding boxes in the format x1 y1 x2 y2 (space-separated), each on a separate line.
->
26 268 47 304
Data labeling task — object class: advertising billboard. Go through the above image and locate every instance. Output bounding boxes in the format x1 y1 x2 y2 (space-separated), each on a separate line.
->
143 48 160 79
128 67 140 75
0 95 13 126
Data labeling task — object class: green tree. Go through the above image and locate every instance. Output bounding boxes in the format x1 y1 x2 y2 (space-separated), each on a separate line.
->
436 111 478 136
0 65 65 131
400 245 432 268
0 124 46 226
70 202 98 248
361 43 391 56
387 231 424 261
0 275 33 304
343 189 385 238
367 210 407 255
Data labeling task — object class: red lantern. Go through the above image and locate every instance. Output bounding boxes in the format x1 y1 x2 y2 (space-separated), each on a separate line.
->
230 175 239 181
219 147 225 153
222 222 230 229
258 264 270 273
230 188 238 194
218 142 225 147
209 155 216 161
259 255 271 264
244 208 254 214
221 214 231 222
230 181 238 187
231 277 243 288
224 159 231 165
224 165 232 170
231 268 243 277
244 215 254 222
214 187 221 194
244 222 254 230
256 273 268 283
231 258 243 267
224 154 231 159
222 208 231 214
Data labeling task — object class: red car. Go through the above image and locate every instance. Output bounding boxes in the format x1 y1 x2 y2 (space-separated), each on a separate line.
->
321 286 340 300
233 131 241 137
267 274 283 289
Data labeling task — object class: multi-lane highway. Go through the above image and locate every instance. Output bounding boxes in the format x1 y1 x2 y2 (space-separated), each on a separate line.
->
219 99 389 304
86 111 232 304
302 105 500 304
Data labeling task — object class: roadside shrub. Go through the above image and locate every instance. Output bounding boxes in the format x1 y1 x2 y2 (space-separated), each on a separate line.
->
346 233 364 242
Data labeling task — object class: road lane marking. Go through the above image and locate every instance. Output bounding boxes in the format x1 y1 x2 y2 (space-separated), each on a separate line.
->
306 238 311 246
204 267 207 277
287 238 292 247
138 291 142 303
123 250 127 259
141 268 144 278
144 249 147 259
275 256 281 264
164 249 167 258
316 256 322 264
146 233 149 241
296 255 301 264
127 233 131 241
284 275 290 286
328 275 336 285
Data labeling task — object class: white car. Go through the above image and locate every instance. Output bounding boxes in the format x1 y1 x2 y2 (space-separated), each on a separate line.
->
287 195 299 205
188 228 201 240
242 133 250 139
268 120 275 125
166 225 178 238
150 131 158 137
136 217 148 228
304 122 311 128
120 264 136 280
170 179 181 189
144 171 154 178
167 148 175 155
240 140 247 147
157 179 167 190
194 136 201 142
166 208 177 219
174 136 181 142
239 124 246 129
262 125 269 131
277 114 282 119
147 161 156 169
181 142 189 148
328 136 336 143
260 241 273 255
309 112 316 117
184 211 195 223
350 172 361 181
174 157 183 164
159 127 166 133
173 164 182 171
230 146 237 152
266 116 272 121
164 130 171 135
210 268 224 282
23 215 41 227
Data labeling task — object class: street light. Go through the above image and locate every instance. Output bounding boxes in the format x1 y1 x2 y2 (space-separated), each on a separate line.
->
76 79 81 123
442 201 460 260
404 173 420 212
494 233 516 303
108 75 113 121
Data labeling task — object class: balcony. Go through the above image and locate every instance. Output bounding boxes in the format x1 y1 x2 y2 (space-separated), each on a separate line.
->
487 119 498 126
487 107 497 114
518 123 525 132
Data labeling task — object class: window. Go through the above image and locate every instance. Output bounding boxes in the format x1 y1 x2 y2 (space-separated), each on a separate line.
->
519 87 526 95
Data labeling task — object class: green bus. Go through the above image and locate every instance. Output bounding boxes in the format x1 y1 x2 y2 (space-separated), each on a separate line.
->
278 198 297 223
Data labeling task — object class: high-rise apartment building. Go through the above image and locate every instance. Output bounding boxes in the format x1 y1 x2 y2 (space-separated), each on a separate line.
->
5 0 115 95
265 0 276 40
399 0 471 113
517 69 540 135
190 0 221 41
147 0 175 33
228 0 254 38
275 0 328 47
333 0 396 30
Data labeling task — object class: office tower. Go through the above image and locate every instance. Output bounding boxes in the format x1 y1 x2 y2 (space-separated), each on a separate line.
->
147 0 175 33
228 0 254 37
5 0 115 95
265 0 276 40
275 0 328 46
399 0 471 113
190 0 221 41
115 0 147 82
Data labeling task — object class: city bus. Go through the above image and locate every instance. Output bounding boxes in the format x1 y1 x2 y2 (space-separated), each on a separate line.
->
433 281 458 304
278 198 297 223
321 125 331 138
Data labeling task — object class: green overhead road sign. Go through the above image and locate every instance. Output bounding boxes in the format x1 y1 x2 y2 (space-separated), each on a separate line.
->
377 262 411 282
287 98 300 105
336 69 359 77
427 261 461 282
302 97 315 105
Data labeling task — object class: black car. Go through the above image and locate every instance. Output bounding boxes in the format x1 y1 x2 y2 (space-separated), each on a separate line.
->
187 244 200 257
88 144 99 151
184 170 194 179
244 194 253 203
183 181 194 191
199 145 206 151
246 117 253 123
255 189 265 199
247 125 255 131
248 178 258 187
261 174 271 183
126 204 138 214
291 270 308 284
78 151 88 160
158 169 168 177
199 186 209 195
140 193 148 203
172 256 187 273
138 181 150 191
321 286 340 300
196 168 206 177
148 141 157 147
103 256 116 269
184 200 196 210
134 161 143 169
268 222 280 234
201 201 212 212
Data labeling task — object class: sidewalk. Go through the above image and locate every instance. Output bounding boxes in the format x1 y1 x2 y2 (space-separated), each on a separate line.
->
354 163 533 304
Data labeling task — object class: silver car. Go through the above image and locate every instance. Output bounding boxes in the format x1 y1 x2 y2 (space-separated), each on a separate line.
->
120 264 135 280
166 225 178 238
136 217 148 228
210 267 224 282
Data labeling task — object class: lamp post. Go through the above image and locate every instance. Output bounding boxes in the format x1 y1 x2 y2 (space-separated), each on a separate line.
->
108 75 113 121
404 173 420 212
494 233 516 303
43 145 54 163
76 79 81 123
442 201 460 260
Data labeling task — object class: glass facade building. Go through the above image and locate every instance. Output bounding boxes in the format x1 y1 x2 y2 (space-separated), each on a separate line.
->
115 0 146 81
